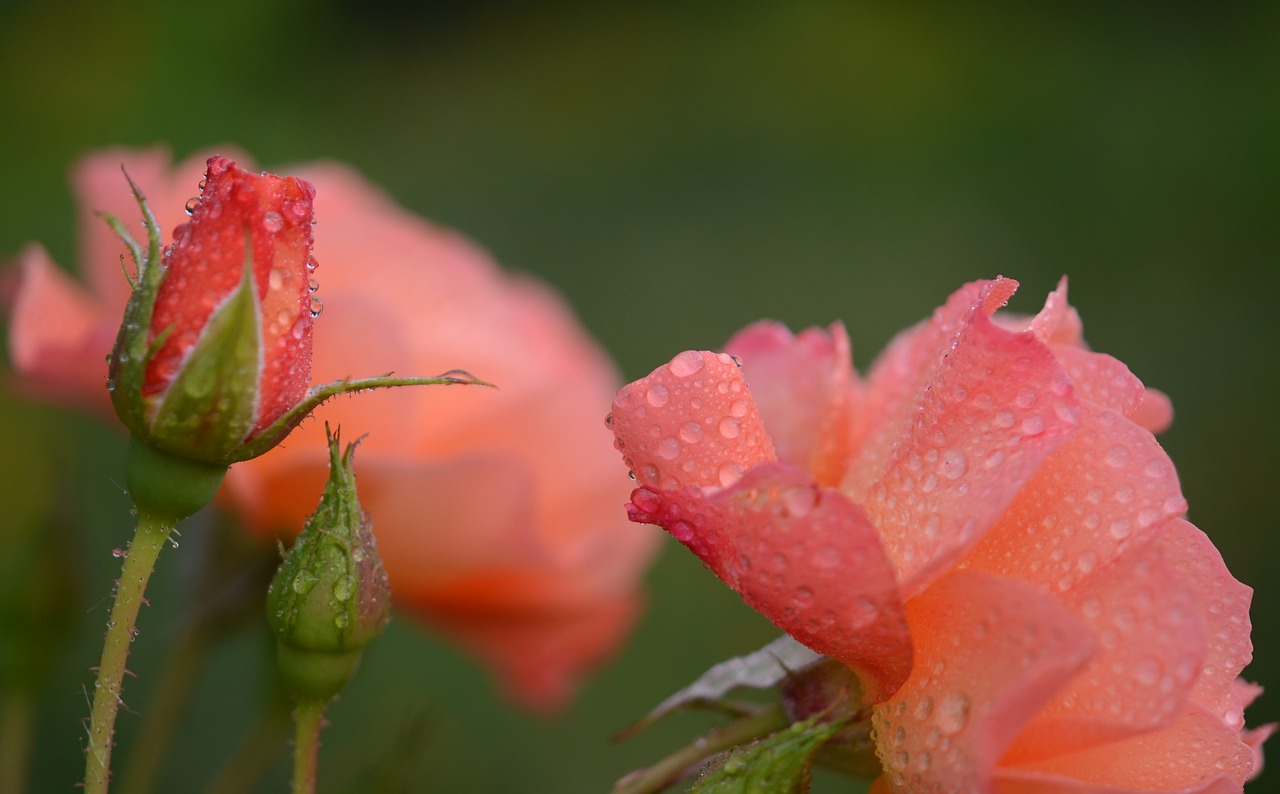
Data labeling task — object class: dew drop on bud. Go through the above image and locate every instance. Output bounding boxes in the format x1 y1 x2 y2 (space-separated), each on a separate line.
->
197 178 207 190
262 211 284 233
307 276 320 293
309 296 324 318
111 548 125 558
184 197 200 216
306 256 319 271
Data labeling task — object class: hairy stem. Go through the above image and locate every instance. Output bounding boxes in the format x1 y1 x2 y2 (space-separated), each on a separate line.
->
0 688 33 794
291 699 327 794
83 510 172 794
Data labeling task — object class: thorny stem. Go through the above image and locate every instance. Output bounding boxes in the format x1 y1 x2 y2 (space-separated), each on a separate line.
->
612 702 791 794
291 699 328 794
83 510 173 794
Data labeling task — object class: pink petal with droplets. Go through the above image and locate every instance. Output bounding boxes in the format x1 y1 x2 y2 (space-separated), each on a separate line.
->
846 279 1014 500
1004 531 1207 764
872 570 1095 794
724 321 860 487
1131 387 1174 435
994 769 1240 794
626 463 911 702
611 349 776 492
1010 701 1254 790
1155 519 1254 713
964 401 1187 593
860 279 1081 597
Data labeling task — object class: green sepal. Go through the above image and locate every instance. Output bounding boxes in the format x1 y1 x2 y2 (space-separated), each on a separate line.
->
124 437 229 523
272 642 363 702
231 370 493 462
148 238 260 463
106 172 166 438
689 711 855 794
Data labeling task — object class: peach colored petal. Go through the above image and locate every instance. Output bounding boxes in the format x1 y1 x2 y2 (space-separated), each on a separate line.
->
407 594 644 713
861 279 1081 597
723 321 861 487
872 570 1095 793
611 349 776 492
1131 387 1174 435
994 769 1241 794
964 401 1187 593
1019 278 1084 348
1004 532 1207 764
1156 520 1254 713
625 463 911 702
847 278 1024 499
1011 701 1254 790
8 244 114 410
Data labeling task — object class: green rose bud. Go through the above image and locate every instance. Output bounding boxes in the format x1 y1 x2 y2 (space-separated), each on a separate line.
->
267 428 391 702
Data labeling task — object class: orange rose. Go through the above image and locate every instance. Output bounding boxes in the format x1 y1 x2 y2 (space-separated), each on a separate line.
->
610 278 1271 790
8 147 661 710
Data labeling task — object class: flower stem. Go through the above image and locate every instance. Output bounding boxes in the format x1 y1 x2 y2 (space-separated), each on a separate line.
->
612 702 791 794
291 699 327 794
83 510 173 794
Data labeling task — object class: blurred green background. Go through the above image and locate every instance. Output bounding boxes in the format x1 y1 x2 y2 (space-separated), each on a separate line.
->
1 1 1276 791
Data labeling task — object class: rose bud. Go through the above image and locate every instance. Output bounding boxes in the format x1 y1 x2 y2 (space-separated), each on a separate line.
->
266 428 390 702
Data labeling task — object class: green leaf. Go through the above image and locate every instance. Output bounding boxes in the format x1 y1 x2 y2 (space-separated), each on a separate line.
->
689 711 853 794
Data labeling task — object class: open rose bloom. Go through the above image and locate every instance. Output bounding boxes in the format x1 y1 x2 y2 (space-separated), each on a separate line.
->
611 278 1272 791
8 147 660 710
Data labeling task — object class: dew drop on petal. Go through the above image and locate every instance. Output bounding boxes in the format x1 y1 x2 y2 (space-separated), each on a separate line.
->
719 417 741 439
309 296 324 318
646 383 670 407
679 421 703 444
940 452 967 480
658 438 681 460
718 462 745 487
669 350 705 378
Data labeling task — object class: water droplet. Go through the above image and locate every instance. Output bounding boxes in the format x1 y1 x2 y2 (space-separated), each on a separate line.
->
111 548 125 558
646 384 670 407
940 452 967 480
729 399 749 417
1020 415 1045 435
197 178 207 190
334 613 349 630
1109 519 1132 540
679 421 703 443
184 197 200 215
333 576 354 602
309 296 324 318
850 596 878 628
657 438 680 460
307 276 320 293
914 696 934 719
718 462 745 487
719 417 741 438
306 255 319 271
268 267 288 290
668 350 705 378
793 586 814 608
669 520 695 543
292 571 318 595
1105 444 1130 469
1134 656 1162 686
1015 388 1037 408
935 693 970 734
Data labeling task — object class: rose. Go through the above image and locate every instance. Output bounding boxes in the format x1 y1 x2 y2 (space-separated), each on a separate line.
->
7 147 661 710
610 278 1271 790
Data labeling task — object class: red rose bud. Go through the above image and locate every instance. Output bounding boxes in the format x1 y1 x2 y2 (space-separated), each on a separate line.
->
108 156 317 467
266 429 391 702
102 157 489 521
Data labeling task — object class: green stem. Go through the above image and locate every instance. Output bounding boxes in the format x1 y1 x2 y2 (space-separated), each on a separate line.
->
612 703 791 794
117 629 209 794
0 688 33 794
291 699 327 794
83 510 173 794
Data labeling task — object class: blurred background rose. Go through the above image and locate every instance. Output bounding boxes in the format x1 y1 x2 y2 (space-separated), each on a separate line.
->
0 2 1275 792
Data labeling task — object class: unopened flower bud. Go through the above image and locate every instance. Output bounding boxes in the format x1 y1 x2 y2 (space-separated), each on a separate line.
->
266 429 390 701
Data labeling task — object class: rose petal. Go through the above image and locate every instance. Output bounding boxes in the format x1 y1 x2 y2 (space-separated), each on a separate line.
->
611 349 776 492
871 570 1094 793
724 321 860 487
1010 701 1254 790
626 463 911 702
964 402 1187 594
860 279 1081 597
8 245 115 410
1004 531 1208 763
1156 519 1255 712
408 594 643 713
994 769 1240 794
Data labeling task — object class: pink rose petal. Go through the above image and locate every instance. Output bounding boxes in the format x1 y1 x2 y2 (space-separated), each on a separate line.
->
724 321 860 487
610 349 776 492
861 279 1081 597
1010 701 1254 790
626 463 911 702
964 402 1187 594
1005 531 1208 763
872 569 1095 793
